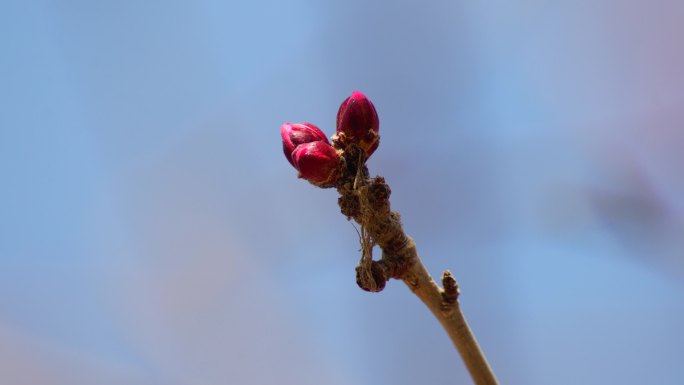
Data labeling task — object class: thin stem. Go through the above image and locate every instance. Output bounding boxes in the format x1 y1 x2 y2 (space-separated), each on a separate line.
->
334 145 497 385
402 245 498 385
334 145 498 384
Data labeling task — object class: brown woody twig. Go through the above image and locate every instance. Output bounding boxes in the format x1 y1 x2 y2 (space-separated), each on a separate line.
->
336 144 498 385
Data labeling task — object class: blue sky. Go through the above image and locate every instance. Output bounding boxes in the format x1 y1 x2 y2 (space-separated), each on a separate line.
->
2 1 684 384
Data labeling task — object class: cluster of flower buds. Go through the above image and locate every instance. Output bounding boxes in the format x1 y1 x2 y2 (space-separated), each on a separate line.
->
280 91 379 187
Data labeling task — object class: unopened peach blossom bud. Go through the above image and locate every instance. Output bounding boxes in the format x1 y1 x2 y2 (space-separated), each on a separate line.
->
280 122 329 166
291 141 342 187
336 91 379 158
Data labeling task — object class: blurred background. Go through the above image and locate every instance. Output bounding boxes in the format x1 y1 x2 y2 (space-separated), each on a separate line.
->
2 0 684 384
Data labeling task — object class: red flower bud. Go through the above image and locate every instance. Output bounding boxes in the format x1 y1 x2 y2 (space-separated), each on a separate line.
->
291 141 342 187
280 122 329 166
335 91 380 158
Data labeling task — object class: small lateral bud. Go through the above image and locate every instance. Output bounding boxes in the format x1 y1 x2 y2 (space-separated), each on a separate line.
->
280 122 329 166
335 91 380 158
291 141 342 187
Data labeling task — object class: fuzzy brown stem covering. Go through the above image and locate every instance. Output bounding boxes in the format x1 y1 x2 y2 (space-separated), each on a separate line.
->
335 145 498 385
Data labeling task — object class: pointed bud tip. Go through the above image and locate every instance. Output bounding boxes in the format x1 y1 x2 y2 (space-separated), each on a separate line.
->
351 90 366 100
